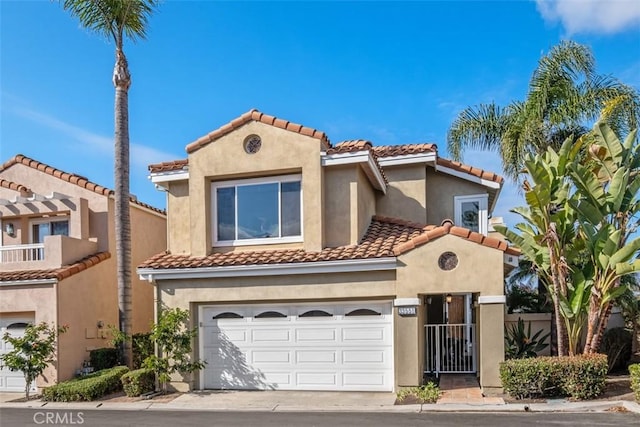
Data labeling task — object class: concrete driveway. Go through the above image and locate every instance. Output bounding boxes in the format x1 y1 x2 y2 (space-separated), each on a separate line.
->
165 390 397 411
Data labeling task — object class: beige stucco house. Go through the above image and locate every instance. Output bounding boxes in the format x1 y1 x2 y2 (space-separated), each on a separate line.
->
0 155 166 392
138 109 519 394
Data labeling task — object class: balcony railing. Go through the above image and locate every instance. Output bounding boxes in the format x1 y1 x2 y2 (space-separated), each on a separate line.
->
0 244 45 263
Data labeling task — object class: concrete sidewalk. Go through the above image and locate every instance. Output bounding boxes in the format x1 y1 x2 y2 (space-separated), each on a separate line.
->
1 390 639 414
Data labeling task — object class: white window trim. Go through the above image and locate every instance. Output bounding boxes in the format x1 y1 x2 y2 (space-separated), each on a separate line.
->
454 194 488 236
211 174 303 247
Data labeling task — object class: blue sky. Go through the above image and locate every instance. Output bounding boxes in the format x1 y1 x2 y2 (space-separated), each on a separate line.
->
1 0 639 228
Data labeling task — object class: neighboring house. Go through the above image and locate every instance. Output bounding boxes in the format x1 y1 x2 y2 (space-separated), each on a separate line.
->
0 155 166 392
139 110 519 394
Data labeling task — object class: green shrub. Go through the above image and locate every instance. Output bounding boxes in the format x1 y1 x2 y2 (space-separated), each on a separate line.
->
132 333 153 369
42 366 129 402
121 368 155 397
396 382 441 403
630 364 640 402
89 348 119 371
500 354 607 400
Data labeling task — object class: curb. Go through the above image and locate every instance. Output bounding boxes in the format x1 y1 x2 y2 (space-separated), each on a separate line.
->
1 400 638 414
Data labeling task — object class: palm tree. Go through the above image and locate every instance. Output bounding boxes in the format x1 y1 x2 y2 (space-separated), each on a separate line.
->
447 40 639 181
61 0 160 367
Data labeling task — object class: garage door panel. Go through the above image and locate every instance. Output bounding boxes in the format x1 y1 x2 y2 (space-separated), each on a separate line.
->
202 302 393 391
297 372 337 386
342 327 385 341
343 349 386 364
0 317 35 392
252 350 291 363
343 372 387 387
252 329 290 342
296 350 336 363
296 328 336 342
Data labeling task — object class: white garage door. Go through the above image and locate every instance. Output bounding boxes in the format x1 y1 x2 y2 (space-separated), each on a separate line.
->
0 317 35 392
200 302 393 391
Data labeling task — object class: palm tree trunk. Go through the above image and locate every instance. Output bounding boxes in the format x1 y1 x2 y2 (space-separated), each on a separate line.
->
113 47 133 368
546 224 568 356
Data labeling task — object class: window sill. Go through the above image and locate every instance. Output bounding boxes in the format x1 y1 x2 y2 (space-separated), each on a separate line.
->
213 236 303 247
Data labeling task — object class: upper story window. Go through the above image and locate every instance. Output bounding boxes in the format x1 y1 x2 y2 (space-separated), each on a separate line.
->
454 194 488 235
32 218 69 244
212 174 302 246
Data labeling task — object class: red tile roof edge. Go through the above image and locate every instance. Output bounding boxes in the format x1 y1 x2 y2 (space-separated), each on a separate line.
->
372 143 438 157
386 216 516 256
2 155 166 215
185 109 331 154
436 157 504 185
0 252 111 283
0 178 32 195
148 159 189 173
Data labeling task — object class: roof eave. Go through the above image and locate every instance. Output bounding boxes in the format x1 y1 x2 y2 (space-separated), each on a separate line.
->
138 257 397 281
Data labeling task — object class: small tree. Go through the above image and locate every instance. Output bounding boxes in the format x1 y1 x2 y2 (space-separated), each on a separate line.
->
0 322 67 400
144 308 205 393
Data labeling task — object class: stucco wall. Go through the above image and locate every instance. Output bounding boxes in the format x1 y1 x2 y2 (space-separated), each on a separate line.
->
0 284 58 387
167 181 190 255
187 121 324 255
425 167 487 225
130 203 167 333
376 165 427 224
57 259 118 382
324 166 355 247
356 166 376 242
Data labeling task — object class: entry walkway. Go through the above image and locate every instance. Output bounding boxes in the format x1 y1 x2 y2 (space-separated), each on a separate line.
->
436 374 504 405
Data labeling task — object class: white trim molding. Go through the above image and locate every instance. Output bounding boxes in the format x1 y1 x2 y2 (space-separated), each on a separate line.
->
393 298 420 307
0 278 58 287
138 257 398 282
149 170 189 185
321 151 386 193
477 295 506 305
376 153 436 167
454 194 489 236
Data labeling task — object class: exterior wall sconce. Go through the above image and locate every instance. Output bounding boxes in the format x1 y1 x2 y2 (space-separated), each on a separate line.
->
5 222 15 237
96 320 104 329
445 294 453 304
426 296 432 305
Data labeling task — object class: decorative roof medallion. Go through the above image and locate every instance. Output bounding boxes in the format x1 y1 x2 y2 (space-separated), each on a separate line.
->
244 134 262 154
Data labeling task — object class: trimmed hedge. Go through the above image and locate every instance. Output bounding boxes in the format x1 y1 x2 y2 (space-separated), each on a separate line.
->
90 348 119 371
500 354 607 400
121 368 155 397
42 366 129 402
630 364 640 402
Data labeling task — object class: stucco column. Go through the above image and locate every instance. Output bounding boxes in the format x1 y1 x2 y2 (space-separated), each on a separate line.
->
478 296 505 394
394 298 422 388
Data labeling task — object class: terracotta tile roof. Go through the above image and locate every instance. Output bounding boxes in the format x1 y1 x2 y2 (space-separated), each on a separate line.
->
0 252 111 283
148 159 188 173
139 216 518 271
372 143 438 157
436 158 504 185
327 140 373 154
186 109 331 154
1 155 166 215
0 178 31 195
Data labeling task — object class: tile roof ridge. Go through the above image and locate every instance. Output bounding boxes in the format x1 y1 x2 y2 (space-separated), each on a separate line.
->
372 143 438 157
392 218 517 256
0 251 111 283
54 251 111 280
185 109 331 154
2 154 165 215
148 158 189 173
0 177 32 195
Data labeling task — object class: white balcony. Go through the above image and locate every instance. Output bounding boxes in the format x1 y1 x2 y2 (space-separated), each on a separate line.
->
0 243 45 262
0 236 97 271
